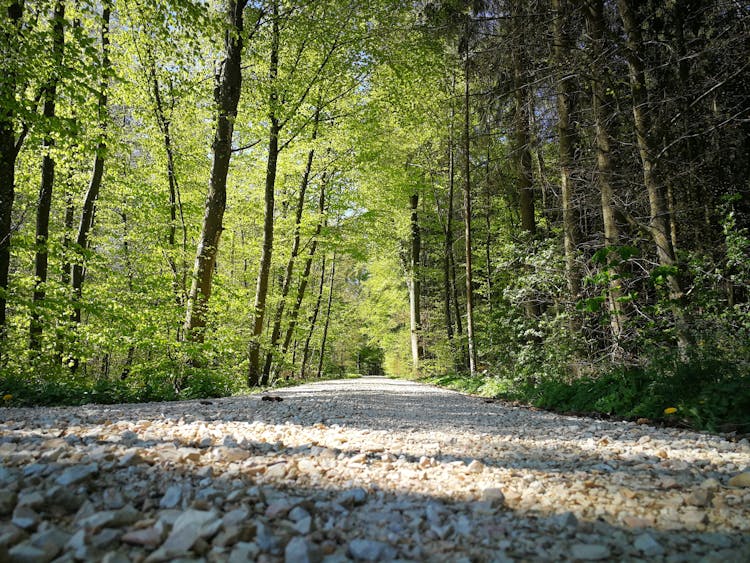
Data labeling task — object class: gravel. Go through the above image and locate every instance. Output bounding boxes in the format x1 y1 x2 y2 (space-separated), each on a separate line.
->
1 375 749 561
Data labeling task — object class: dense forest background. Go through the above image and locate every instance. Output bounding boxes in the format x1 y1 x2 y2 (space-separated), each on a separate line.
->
1 0 748 430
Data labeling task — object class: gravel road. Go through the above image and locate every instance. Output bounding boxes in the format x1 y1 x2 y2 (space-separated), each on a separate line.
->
1 376 749 562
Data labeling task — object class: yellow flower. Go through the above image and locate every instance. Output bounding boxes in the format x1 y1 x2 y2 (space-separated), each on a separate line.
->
664 407 678 415
2 394 12 402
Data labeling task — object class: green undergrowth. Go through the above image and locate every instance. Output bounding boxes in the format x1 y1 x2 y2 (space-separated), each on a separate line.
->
409 357 750 434
0 364 360 408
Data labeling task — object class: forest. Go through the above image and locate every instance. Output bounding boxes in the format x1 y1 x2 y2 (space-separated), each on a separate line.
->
0 0 748 431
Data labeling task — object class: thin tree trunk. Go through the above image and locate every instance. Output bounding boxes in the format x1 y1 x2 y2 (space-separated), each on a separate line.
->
618 0 692 350
443 140 454 342
585 0 627 352
408 193 421 373
512 0 539 319
280 167 328 358
0 0 25 353
183 0 248 342
316 253 336 379
118 208 136 380
248 1 280 387
552 0 581 330
71 1 111 342
462 27 478 375
30 0 65 351
300 255 326 378
147 52 188 306
262 108 320 382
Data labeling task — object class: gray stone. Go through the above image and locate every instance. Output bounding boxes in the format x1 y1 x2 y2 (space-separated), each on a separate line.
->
11 505 39 530
56 463 99 486
348 539 397 561
8 542 55 563
285 536 320 563
0 490 17 516
101 551 130 563
480 488 505 507
121 525 163 547
570 544 611 560
634 533 664 556
160 485 183 509
255 522 278 552
336 488 367 508
229 542 260 563
79 505 141 530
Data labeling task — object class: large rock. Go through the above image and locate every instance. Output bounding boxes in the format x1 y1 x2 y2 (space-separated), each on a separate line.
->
56 463 99 486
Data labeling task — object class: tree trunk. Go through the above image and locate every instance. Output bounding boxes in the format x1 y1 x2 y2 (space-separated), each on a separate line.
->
262 109 320 382
183 0 247 342
462 26 477 375
299 255 326 378
30 0 65 351
280 167 328 359
147 52 188 306
248 2 280 387
443 139 454 342
551 0 581 311
408 193 421 373
71 1 111 338
0 0 25 353
316 253 336 379
512 0 539 319
617 0 692 350
585 0 627 352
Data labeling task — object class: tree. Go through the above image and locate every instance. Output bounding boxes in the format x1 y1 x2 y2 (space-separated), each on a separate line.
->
30 0 66 350
184 0 252 343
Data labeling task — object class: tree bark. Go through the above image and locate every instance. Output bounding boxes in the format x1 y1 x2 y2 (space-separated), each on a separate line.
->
299 255 326 378
71 1 111 335
0 0 25 352
183 0 247 342
262 109 320 382
408 193 421 373
551 0 581 309
280 166 328 359
146 51 188 307
462 24 477 375
30 0 65 350
585 0 627 352
248 1 280 387
617 0 692 350
316 253 336 379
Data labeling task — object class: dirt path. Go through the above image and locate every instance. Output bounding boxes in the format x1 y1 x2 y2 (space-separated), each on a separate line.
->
1 376 749 561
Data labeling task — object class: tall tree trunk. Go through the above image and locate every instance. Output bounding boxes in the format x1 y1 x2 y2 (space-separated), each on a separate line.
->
248 1 280 387
462 25 477 375
183 0 247 342
617 0 692 351
71 1 111 337
262 109 320 382
442 142 454 342
299 255 326 378
280 167 328 359
512 0 539 319
552 0 581 312
408 193 421 373
0 0 25 354
30 0 65 350
316 253 336 379
146 52 188 306
585 0 627 352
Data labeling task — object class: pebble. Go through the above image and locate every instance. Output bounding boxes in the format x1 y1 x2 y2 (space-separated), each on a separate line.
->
0 377 748 562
